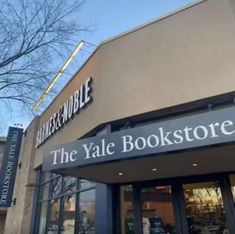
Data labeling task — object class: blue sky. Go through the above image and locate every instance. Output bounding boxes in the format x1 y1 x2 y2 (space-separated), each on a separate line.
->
79 0 197 45
1 0 198 136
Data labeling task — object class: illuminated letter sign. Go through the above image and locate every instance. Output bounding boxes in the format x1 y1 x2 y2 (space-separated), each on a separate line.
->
43 106 235 172
36 77 92 147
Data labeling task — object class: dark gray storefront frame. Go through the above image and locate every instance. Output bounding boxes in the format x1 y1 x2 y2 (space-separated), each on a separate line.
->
111 172 235 234
36 105 235 233
43 106 235 174
86 123 235 234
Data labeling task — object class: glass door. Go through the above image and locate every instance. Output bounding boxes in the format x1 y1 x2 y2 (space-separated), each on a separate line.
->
183 181 229 234
120 185 135 234
140 185 176 234
119 176 235 234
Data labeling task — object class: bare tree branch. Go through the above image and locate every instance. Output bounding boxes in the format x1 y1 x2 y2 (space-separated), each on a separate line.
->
0 0 89 116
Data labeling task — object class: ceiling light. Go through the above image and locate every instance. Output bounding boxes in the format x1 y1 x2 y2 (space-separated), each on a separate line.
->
192 163 198 167
152 168 158 172
117 172 123 176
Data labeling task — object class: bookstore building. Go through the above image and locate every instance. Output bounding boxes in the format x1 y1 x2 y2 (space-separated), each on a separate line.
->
3 0 235 233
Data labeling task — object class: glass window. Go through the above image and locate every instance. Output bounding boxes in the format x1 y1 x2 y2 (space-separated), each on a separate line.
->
121 185 134 234
35 171 96 234
78 179 95 190
41 172 51 184
51 176 62 198
141 186 176 234
183 181 229 234
63 176 77 194
78 189 96 234
61 194 76 234
40 183 50 201
47 199 60 234
38 201 48 234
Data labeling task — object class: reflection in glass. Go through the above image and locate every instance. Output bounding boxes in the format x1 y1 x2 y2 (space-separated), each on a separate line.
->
40 183 50 201
47 199 60 234
141 186 176 234
62 194 76 234
63 176 77 194
51 176 62 198
38 202 48 234
78 189 95 234
121 185 134 234
40 172 50 184
183 181 229 234
36 171 97 234
78 179 95 190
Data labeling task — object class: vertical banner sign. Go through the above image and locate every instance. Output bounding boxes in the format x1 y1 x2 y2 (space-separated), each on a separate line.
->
0 127 23 207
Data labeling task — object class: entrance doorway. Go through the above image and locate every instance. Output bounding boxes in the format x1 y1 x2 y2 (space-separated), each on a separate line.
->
120 185 176 234
140 185 176 234
119 174 235 234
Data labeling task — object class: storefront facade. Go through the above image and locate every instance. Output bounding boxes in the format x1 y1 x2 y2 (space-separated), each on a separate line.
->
3 0 235 233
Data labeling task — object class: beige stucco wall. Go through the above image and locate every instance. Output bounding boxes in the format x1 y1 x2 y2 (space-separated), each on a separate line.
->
2 1 235 233
0 213 6 234
34 0 235 168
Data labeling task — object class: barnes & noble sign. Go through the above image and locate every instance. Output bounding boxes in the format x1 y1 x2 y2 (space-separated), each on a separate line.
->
36 77 92 147
43 106 235 171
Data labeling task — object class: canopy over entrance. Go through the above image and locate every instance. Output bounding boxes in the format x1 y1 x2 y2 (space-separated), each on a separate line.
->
54 144 235 183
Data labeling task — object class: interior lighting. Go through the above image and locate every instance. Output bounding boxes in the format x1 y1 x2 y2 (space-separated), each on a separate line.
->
152 168 158 172
192 163 198 167
32 40 85 111
117 172 124 176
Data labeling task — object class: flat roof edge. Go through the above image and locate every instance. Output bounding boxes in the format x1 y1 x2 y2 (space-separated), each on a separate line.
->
99 0 207 46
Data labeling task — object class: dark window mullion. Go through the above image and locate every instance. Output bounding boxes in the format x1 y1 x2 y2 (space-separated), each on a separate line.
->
30 169 41 234
171 183 189 234
61 176 65 194
58 197 64 234
38 174 45 202
45 173 53 234
112 185 121 234
133 184 143 234
219 176 235 233
75 188 80 234
58 176 65 234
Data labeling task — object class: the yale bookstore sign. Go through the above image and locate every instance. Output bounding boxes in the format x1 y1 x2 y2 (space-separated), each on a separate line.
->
0 127 23 207
36 77 92 147
43 106 235 171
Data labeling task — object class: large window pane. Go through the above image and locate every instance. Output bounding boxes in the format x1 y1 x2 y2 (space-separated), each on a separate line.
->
40 183 50 201
47 199 60 234
40 172 51 184
38 202 48 234
35 170 97 234
183 181 229 234
78 179 95 190
63 176 77 194
141 186 176 234
120 185 135 234
78 189 95 234
61 194 76 234
51 176 62 198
